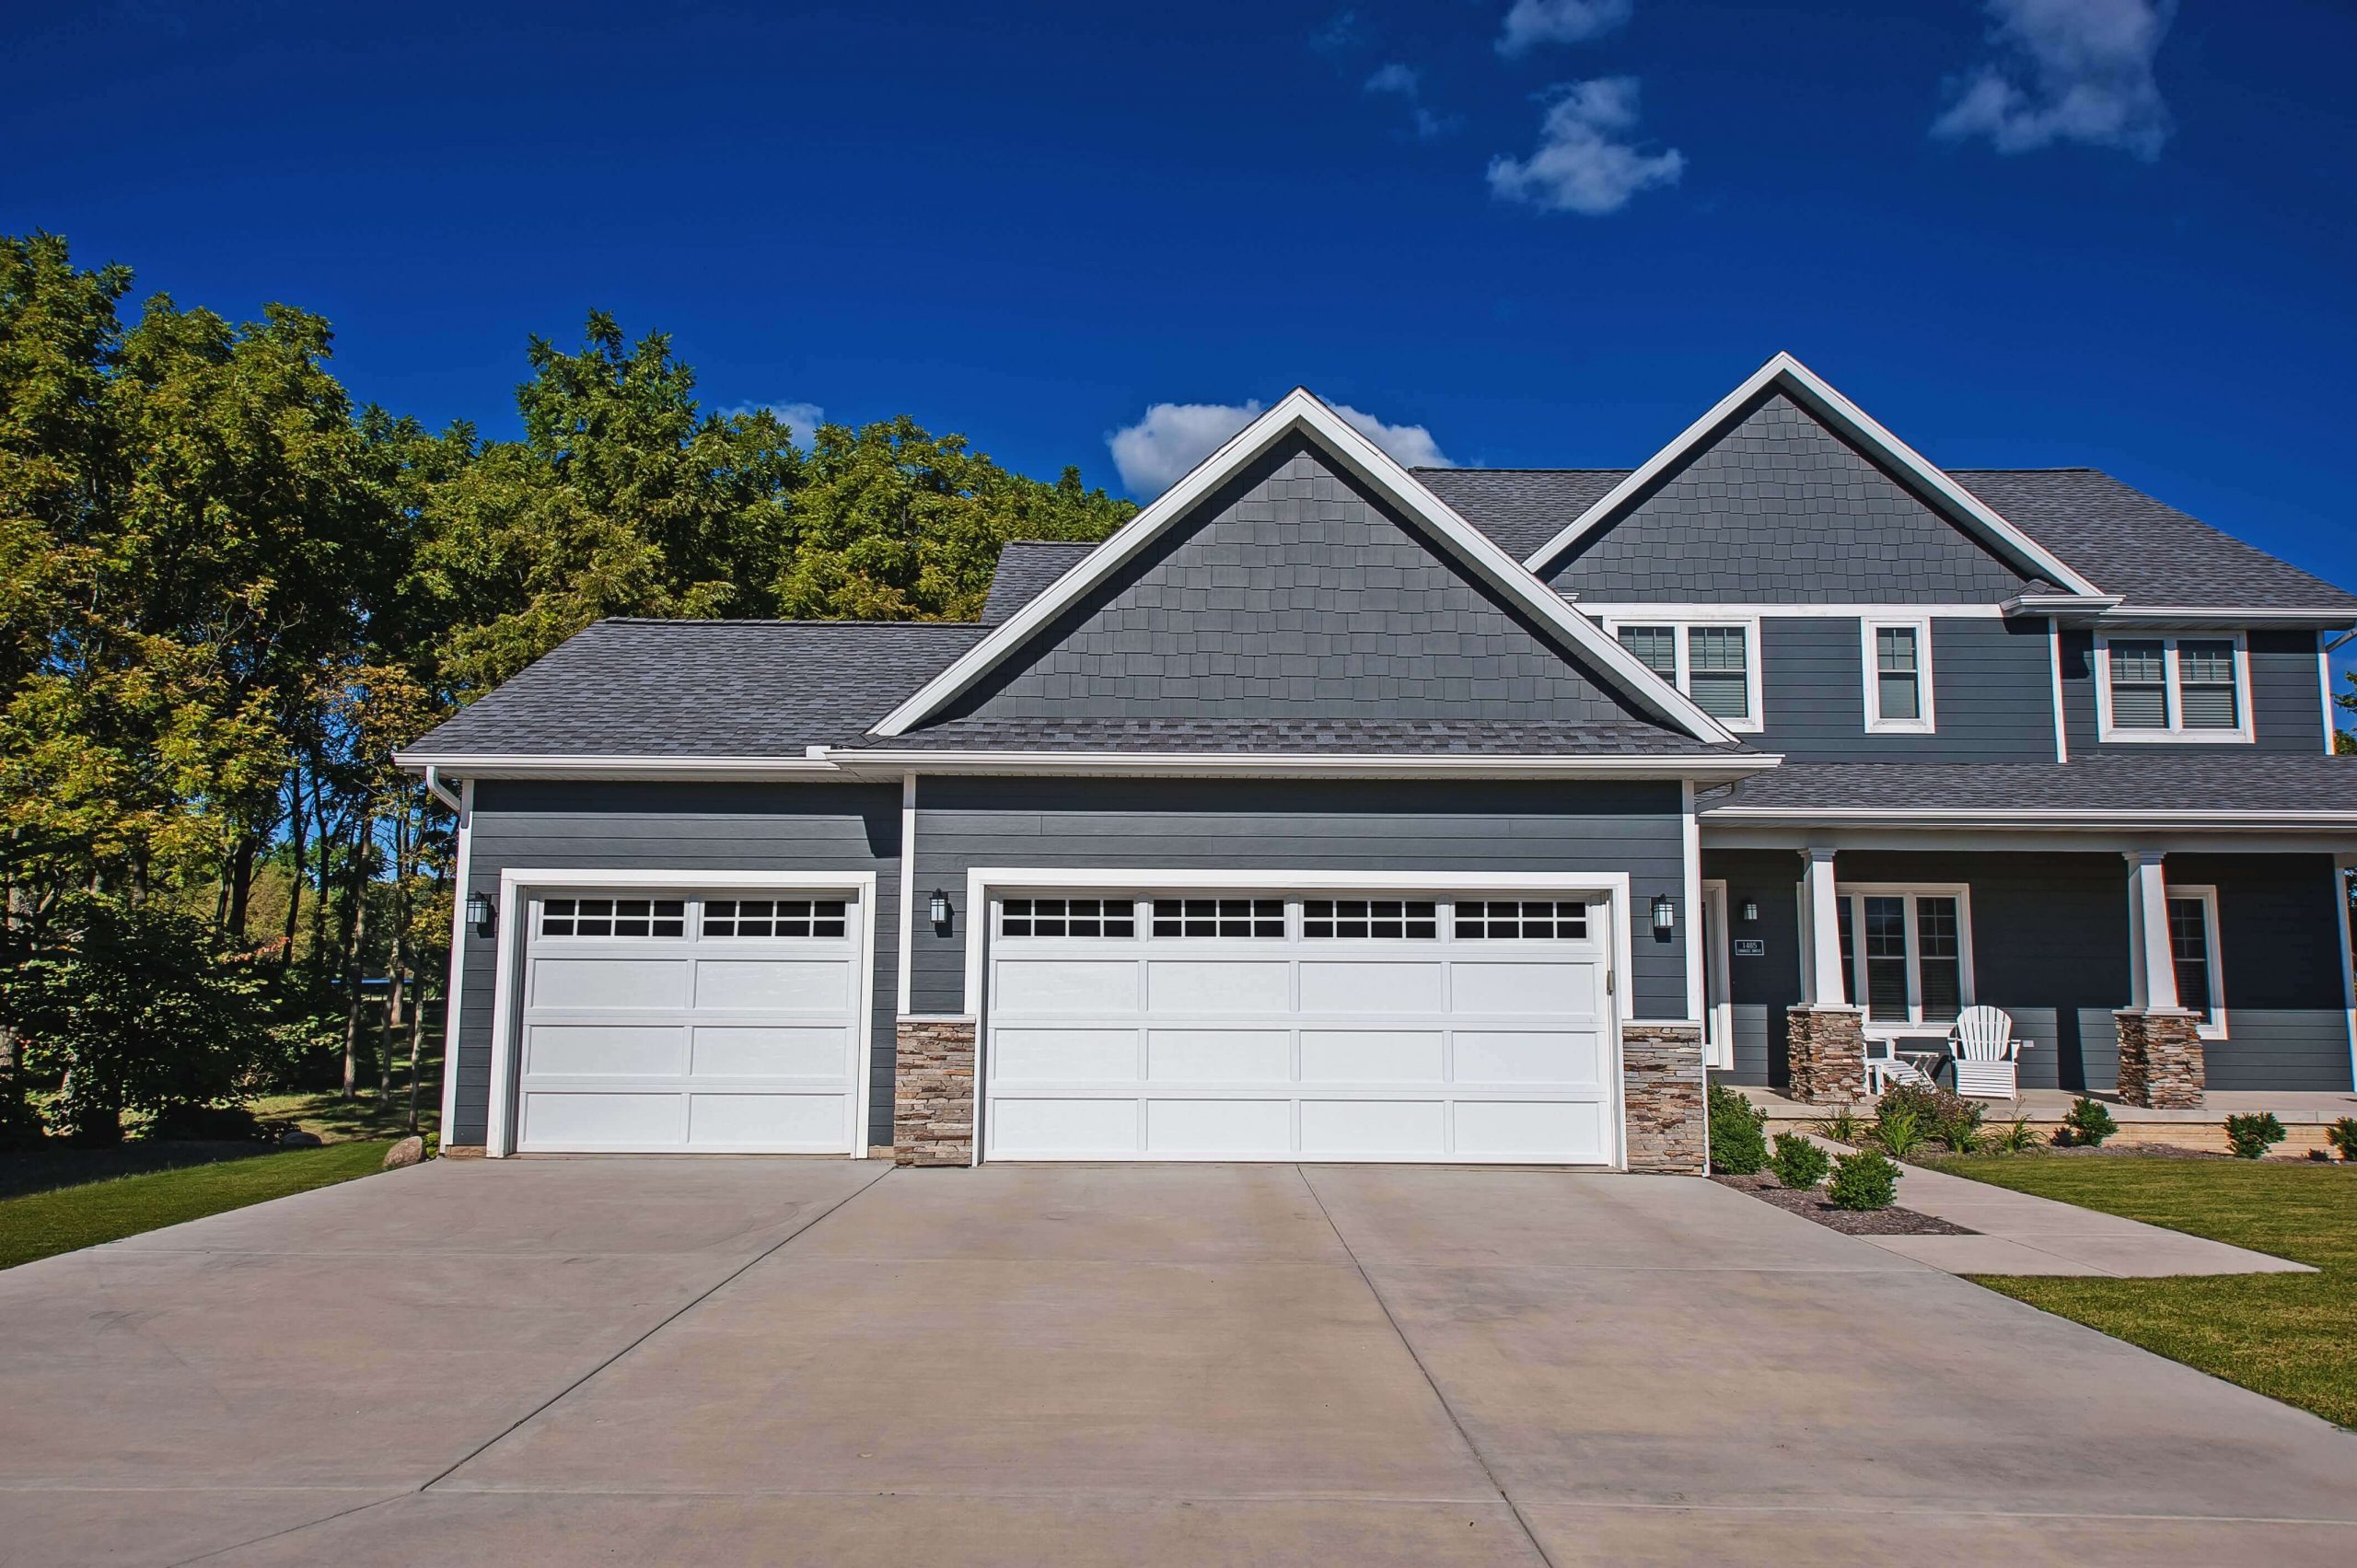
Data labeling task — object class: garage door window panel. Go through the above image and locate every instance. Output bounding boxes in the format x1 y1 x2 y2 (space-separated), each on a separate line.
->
999 898 1137 938
540 898 685 938
1151 898 1284 938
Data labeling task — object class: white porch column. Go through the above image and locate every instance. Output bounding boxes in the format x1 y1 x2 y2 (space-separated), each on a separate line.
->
2124 850 2178 1011
1802 847 1847 1006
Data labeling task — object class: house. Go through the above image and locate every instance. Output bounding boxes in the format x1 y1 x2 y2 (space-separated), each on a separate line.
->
395 354 2357 1172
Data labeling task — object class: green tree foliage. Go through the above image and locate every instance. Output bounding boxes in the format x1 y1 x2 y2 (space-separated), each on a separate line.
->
0 231 1131 1119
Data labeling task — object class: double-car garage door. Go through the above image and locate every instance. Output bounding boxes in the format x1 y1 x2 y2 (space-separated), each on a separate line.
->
983 891 1617 1164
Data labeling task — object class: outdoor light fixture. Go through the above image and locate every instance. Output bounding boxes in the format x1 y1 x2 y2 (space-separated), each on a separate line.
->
1741 899 1759 923
1651 894 1677 934
465 891 494 935
929 889 952 930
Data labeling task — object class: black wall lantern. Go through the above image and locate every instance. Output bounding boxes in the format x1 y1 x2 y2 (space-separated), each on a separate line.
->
466 891 495 936
928 889 952 931
1651 893 1677 935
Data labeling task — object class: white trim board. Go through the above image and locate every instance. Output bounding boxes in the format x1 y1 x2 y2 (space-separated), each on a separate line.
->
821 748 1777 781
2093 631 2255 745
1522 352 2105 598
436 778 475 1145
867 388 1738 746
1860 615 1935 736
480 868 879 1159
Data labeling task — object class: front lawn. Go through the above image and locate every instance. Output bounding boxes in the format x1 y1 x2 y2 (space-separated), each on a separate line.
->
1931 1155 2357 1428
0 1140 393 1271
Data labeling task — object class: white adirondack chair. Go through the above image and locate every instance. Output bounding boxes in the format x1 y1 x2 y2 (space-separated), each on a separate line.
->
1948 1006 2025 1098
1862 1038 1936 1096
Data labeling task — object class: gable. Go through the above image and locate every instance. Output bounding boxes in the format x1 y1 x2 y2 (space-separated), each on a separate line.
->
1540 391 2038 603
923 436 1676 731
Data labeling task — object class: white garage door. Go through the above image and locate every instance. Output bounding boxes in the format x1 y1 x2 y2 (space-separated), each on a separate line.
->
983 892 1615 1164
513 891 865 1153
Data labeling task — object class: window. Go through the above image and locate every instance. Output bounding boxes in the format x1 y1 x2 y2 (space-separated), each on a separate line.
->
702 899 848 938
1613 620 1759 730
2165 886 2226 1038
540 898 685 938
1832 887 1972 1030
1863 619 1934 733
1302 900 1438 938
1454 900 1587 939
2096 633 2250 742
998 898 1135 938
1150 898 1284 938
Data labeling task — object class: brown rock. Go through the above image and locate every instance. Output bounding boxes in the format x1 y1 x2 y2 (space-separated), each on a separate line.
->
382 1134 426 1169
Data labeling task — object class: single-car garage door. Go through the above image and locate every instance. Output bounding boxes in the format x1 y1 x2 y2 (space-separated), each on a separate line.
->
512 889 866 1153
982 891 1615 1164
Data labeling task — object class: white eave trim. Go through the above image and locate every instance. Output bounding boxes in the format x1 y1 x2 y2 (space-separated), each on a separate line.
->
822 747 1781 781
1701 806 2357 832
865 388 1738 747
392 751 845 781
1523 352 2106 598
2094 606 2357 631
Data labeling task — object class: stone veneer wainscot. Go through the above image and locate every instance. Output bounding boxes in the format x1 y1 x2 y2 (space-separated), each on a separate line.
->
1621 1023 1706 1174
1785 1005 1865 1105
2114 1007 2205 1109
893 1016 977 1167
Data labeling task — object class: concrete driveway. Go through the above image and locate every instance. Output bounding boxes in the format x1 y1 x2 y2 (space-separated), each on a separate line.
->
1 1159 2351 1566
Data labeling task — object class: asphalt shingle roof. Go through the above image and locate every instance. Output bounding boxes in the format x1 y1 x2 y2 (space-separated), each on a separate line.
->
1698 754 2357 816
401 619 988 758
980 540 1098 623
869 717 1733 756
1413 466 2357 614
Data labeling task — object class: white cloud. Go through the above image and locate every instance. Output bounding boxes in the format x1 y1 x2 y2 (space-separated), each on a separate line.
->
1487 76 1683 215
1107 399 1454 497
1932 0 2176 160
714 399 826 440
1495 0 1632 56
1363 62 1451 141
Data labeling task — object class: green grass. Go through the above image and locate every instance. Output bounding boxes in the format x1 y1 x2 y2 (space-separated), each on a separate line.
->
0 1140 392 1271
1931 1155 2357 1428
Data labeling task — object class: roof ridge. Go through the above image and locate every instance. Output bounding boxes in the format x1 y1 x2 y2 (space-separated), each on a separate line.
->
593 617 988 628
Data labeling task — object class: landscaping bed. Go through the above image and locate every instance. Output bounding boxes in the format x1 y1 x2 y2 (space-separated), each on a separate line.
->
1712 1171 1977 1237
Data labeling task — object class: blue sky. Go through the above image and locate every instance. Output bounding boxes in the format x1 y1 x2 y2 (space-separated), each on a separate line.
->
6 1 2354 602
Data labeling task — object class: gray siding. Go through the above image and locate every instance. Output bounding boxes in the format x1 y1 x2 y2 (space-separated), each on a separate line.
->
452 781 904 1149
1542 393 2035 603
911 777 1692 1024
940 437 1658 727
1757 617 2055 761
2060 628 2327 757
1700 848 2351 1094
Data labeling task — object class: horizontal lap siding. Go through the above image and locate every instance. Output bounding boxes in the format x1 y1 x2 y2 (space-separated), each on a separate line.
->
454 782 903 1149
1759 618 2053 761
912 777 1690 1023
2169 852 2351 1091
2061 628 2326 755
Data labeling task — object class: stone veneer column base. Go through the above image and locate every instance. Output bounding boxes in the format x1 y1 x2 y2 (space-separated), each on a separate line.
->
893 1016 977 1167
2114 1008 2205 1109
1785 1005 1866 1104
1621 1024 1706 1175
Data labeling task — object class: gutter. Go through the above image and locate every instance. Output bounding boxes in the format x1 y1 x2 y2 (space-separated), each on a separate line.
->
393 750 846 782
2003 595 2357 631
1701 806 2357 832
816 747 1782 782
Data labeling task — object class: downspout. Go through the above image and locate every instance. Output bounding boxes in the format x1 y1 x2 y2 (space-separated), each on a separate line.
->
424 765 464 815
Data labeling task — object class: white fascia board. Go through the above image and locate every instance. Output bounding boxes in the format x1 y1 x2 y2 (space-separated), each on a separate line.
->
391 752 844 780
868 388 1737 746
1701 806 2357 831
1525 353 2105 598
824 748 1780 781
2092 607 2357 630
2003 593 2122 621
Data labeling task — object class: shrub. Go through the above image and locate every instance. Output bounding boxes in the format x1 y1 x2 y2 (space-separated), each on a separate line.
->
2328 1117 2357 1162
2223 1112 2287 1161
0 894 269 1145
1770 1132 1831 1190
1989 1116 2038 1155
2060 1097 2117 1148
1814 1105 1866 1144
146 1103 278 1144
1828 1149 1900 1210
1871 1104 1928 1161
0 1074 46 1150
1876 1082 1983 1154
1708 1079 1770 1174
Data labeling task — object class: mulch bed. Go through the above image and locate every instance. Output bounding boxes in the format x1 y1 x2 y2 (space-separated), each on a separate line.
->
1713 1172 1978 1237
2037 1142 2228 1160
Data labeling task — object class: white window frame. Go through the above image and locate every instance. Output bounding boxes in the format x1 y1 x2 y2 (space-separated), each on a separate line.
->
1602 615 1764 734
1861 616 1935 734
1833 883 1976 1039
2094 632 2254 744
2165 882 2228 1040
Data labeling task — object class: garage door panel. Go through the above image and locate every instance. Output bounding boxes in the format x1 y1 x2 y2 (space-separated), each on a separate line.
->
1146 1028 1291 1083
1297 960 1442 1015
525 1024 687 1078
986 1027 1142 1083
521 1090 686 1148
993 1097 1137 1155
693 958 848 1013
689 1025 848 1080
1301 1099 1445 1156
1455 1029 1602 1086
687 1092 846 1148
531 958 689 1011
1300 1029 1445 1084
1449 959 1596 1016
1145 1098 1291 1155
1145 960 1291 1014
1455 1099 1607 1161
995 959 1139 1015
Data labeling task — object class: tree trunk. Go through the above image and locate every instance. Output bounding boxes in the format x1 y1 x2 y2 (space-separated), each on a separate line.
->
280 771 307 968
308 784 332 979
338 825 372 1099
226 835 256 943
